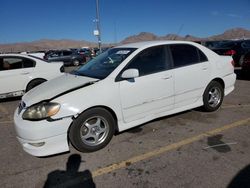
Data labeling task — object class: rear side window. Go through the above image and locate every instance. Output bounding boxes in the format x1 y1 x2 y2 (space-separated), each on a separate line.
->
125 45 169 76
170 44 207 68
0 57 35 71
23 58 35 68
198 49 208 62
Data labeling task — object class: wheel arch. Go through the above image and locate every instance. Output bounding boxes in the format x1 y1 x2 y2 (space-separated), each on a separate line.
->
70 105 119 133
67 105 119 151
26 78 47 92
202 78 225 97
203 78 225 97
211 78 225 90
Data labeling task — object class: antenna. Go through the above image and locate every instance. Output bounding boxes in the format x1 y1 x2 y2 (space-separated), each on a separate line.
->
173 24 184 40
95 0 102 52
114 21 117 44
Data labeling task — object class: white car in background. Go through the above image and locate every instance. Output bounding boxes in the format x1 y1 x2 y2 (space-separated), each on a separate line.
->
20 52 45 59
0 54 64 99
14 41 236 157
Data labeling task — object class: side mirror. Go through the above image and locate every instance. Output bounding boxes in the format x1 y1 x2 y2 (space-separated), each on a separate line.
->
121 69 139 79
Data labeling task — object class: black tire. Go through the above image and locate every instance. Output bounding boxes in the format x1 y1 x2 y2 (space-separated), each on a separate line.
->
69 108 115 152
26 79 46 92
202 81 224 112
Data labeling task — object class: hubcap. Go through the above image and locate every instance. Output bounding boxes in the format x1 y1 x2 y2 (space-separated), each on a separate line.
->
208 87 221 108
73 60 79 66
80 116 109 146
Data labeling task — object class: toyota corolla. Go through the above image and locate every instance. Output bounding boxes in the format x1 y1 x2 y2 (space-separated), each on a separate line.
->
14 41 236 157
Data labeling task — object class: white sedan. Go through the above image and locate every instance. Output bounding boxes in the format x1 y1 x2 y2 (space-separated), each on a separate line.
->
0 54 64 99
14 41 236 157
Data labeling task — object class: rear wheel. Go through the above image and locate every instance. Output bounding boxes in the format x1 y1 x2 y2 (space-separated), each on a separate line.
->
69 108 115 152
202 81 224 112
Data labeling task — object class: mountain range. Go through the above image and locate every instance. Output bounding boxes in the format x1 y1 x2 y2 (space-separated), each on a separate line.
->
121 28 250 43
1 28 250 53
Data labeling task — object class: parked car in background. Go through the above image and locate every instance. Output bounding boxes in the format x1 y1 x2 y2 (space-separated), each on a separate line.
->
0 54 64 99
241 51 250 74
14 41 236 157
20 51 45 59
94 47 111 56
207 40 250 67
44 49 86 66
77 48 92 61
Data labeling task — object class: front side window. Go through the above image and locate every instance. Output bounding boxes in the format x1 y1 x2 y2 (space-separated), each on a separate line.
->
49 51 60 58
73 48 136 79
170 44 206 68
125 45 168 76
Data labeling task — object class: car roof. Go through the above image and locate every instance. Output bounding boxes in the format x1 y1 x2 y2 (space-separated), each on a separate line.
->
115 40 198 49
0 53 47 62
0 53 33 58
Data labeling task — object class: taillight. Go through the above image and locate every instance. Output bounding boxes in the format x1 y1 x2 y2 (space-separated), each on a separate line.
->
224 50 236 56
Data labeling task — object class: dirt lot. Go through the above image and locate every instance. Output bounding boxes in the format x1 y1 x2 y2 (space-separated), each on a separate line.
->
0 69 249 188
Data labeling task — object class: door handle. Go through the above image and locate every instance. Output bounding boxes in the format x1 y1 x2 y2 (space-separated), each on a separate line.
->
21 72 29 75
162 75 172 80
201 65 208 70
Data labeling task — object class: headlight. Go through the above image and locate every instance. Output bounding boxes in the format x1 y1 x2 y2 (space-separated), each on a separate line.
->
22 102 60 120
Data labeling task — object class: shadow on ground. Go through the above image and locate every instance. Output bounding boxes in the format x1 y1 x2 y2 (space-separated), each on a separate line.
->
227 164 250 188
44 154 95 188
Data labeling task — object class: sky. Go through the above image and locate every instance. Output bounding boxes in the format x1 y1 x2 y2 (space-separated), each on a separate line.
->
0 0 250 44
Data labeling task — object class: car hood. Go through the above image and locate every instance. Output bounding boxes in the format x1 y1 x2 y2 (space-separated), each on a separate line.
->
23 73 99 106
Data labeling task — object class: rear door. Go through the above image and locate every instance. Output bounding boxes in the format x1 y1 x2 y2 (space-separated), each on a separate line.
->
169 44 211 108
0 56 35 96
62 51 73 64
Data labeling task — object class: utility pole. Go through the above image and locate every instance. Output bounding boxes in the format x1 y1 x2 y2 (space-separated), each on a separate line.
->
94 0 102 52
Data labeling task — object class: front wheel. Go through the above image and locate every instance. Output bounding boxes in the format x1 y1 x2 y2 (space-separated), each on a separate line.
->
202 81 224 112
72 59 80 66
69 108 115 152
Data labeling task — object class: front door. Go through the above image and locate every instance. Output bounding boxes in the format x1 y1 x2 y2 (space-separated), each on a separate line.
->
119 45 174 123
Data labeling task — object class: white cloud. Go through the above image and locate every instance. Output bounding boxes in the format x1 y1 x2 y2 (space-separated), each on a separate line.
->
227 13 243 19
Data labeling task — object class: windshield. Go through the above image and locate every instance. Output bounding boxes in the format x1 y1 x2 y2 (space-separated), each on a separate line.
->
72 48 136 79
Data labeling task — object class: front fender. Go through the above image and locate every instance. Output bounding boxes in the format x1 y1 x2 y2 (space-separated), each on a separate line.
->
50 79 123 123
